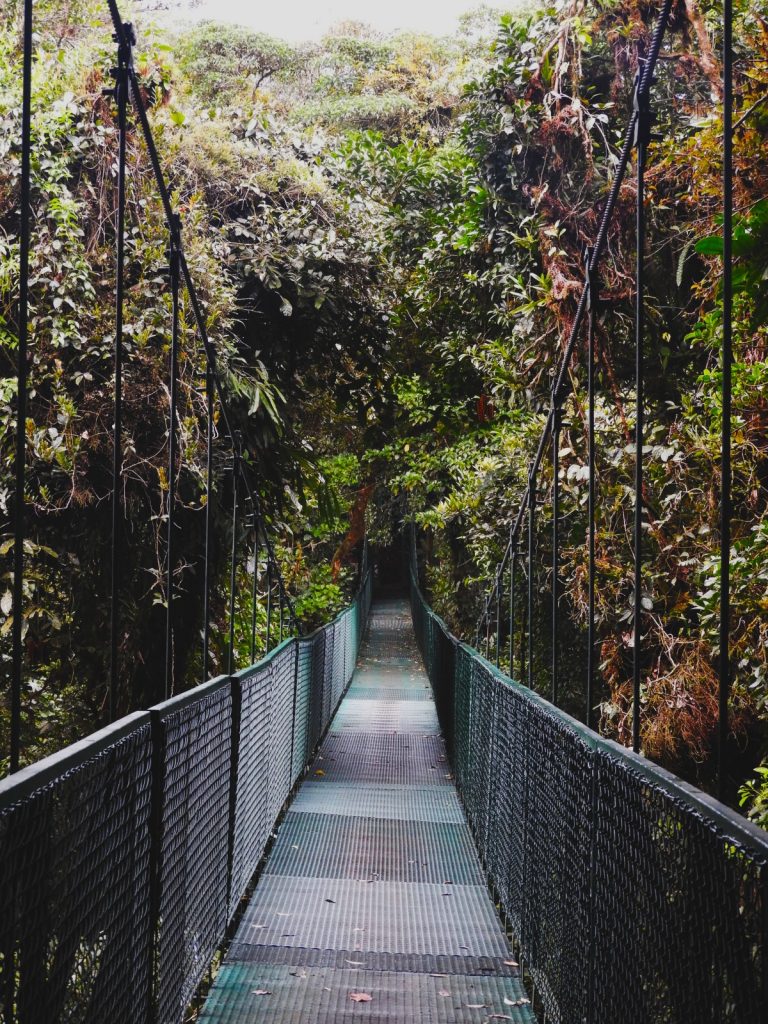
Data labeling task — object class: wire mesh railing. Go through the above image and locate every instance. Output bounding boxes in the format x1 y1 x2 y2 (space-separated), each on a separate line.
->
412 539 767 1024
0 570 372 1024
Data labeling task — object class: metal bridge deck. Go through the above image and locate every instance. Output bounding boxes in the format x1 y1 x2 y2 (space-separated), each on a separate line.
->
199 598 533 1024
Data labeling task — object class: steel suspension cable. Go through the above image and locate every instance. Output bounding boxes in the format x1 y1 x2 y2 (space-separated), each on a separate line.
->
250 523 259 663
551 402 560 705
527 468 536 688
10 0 33 773
265 561 273 653
202 363 213 681
495 566 502 667
586 249 598 729
164 215 181 700
107 22 134 722
632 69 653 754
508 540 517 676
477 0 673 709
228 444 239 676
718 0 733 798
105 2 298 640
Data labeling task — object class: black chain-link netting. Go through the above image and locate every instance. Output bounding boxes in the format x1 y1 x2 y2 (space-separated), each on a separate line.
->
1 572 372 1024
155 680 232 1024
0 721 153 1024
410 553 768 1024
230 663 272 919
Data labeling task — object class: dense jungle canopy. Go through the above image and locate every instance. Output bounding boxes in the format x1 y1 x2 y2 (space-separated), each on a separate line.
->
1 0 768 824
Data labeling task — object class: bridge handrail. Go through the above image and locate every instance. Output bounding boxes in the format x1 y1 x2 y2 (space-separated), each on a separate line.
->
0 569 373 1024
410 544 768 1023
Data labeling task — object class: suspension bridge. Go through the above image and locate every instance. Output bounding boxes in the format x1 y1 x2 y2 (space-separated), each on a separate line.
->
2 1 767 1023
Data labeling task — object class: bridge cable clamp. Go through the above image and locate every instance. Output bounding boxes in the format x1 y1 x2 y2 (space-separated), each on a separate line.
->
584 244 600 313
103 23 135 101
632 69 661 152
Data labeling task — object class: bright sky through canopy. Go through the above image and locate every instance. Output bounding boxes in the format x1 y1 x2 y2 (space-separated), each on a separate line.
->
174 0 508 41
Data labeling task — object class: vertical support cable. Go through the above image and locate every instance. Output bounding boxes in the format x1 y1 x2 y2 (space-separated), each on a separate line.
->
250 523 259 664
265 561 272 653
107 21 134 723
632 73 651 754
495 567 502 668
11 0 33 773
508 542 517 676
164 213 181 700
202 361 213 682
551 401 561 705
228 447 239 676
520 549 527 683
718 0 733 798
586 247 599 729
527 467 536 689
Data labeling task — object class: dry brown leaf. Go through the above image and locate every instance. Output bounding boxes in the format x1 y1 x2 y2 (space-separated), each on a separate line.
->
349 992 372 1003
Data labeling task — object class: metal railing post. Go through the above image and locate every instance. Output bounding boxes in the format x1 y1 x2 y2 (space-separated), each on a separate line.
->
146 710 166 1024
226 675 241 913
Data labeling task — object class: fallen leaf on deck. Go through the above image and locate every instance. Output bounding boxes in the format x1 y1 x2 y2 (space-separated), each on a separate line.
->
314 769 325 776
503 960 519 967
325 898 336 903
488 1016 512 1020
349 992 372 1002
465 1003 487 1009
251 990 271 996
438 989 450 997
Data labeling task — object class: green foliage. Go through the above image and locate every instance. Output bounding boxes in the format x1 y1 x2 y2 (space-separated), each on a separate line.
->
175 22 300 105
739 764 768 831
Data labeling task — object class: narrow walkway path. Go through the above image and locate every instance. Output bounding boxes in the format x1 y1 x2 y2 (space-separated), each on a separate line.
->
200 598 534 1023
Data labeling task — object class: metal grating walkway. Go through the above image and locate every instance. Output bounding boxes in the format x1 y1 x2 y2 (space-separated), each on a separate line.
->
199 598 534 1024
